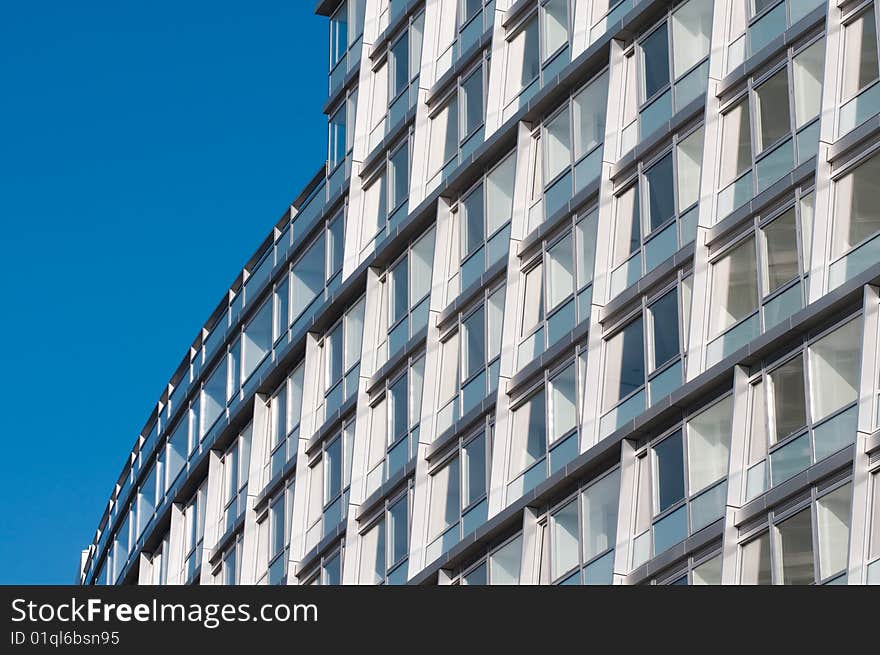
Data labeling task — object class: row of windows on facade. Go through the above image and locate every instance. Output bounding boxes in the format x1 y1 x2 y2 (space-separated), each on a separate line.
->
135 456 880 586
92 224 871 584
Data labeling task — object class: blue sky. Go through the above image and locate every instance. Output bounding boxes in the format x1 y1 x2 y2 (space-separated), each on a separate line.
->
0 1 327 583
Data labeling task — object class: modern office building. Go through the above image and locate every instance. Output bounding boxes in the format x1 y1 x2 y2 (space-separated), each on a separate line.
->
79 0 880 586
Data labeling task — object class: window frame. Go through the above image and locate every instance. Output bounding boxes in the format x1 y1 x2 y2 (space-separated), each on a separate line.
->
737 476 853 585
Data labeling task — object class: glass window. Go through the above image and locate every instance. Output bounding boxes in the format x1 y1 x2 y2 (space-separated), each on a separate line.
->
572 74 606 158
462 66 484 138
777 507 814 585
641 24 669 100
760 208 799 294
710 238 758 336
390 142 409 211
582 470 620 561
720 100 752 186
653 432 685 513
648 289 679 370
687 396 733 493
741 533 772 584
671 0 712 78
510 391 547 475
549 362 577 443
603 318 644 411
816 483 852 580
832 152 880 257
242 299 272 380
489 535 523 585
462 306 485 382
768 356 806 443
542 0 569 61
292 235 326 318
463 433 487 507
547 234 575 309
692 555 722 585
544 107 571 182
842 8 879 101
551 500 579 580
792 39 824 129
676 126 704 212
644 152 675 231
809 318 861 421
612 186 640 269
754 68 790 152
505 18 539 103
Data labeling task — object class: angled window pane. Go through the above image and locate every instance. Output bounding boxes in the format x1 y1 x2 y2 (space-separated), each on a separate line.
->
582 469 620 561
428 457 460 541
687 396 733 492
462 67 484 137
754 68 790 152
777 508 814 585
720 101 752 186
842 8 879 101
816 483 852 580
545 107 572 182
648 289 680 370
551 500 579 580
760 208 799 294
462 305 486 381
602 317 645 411
572 71 608 158
768 355 807 443
653 431 685 513
612 186 640 267
542 0 569 60
832 153 880 257
671 0 712 78
510 391 547 475
521 264 544 337
575 211 598 288
547 233 575 310
676 126 704 212
549 363 577 443
741 533 772 584
489 535 523 585
486 154 516 234
641 24 670 100
710 238 758 336
463 433 487 507
644 152 676 232
792 39 825 128
809 318 862 421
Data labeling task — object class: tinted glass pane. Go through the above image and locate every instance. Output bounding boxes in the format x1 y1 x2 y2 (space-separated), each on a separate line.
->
778 508 814 585
389 373 408 441
642 24 670 99
603 317 645 410
761 209 799 293
462 185 485 258
768 356 806 442
389 496 408 565
741 533 772 584
654 432 685 512
644 152 675 231
463 433 487 506
463 306 486 380
649 289 680 369
754 69 790 152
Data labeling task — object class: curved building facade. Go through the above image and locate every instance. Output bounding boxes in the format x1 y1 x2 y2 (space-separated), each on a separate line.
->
80 0 880 586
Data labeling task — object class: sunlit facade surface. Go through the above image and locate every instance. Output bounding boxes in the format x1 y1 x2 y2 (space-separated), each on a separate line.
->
80 0 880 586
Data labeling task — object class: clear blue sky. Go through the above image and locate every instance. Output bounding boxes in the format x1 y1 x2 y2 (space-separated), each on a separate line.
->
0 1 327 583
